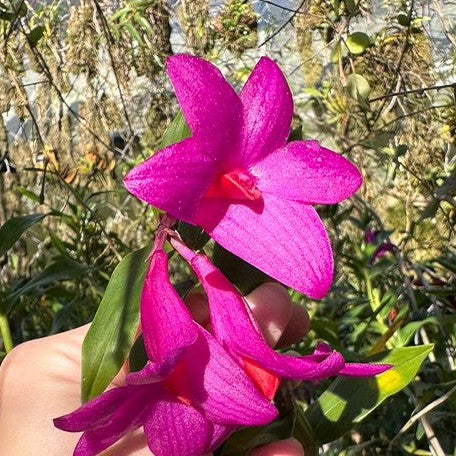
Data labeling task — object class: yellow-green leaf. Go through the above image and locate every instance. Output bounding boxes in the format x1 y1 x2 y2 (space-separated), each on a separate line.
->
347 73 371 101
346 32 370 55
296 345 433 447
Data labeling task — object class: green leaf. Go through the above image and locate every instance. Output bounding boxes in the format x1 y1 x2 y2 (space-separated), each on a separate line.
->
134 14 153 35
6 257 88 310
124 21 143 44
296 345 433 447
16 186 42 203
81 247 150 402
397 13 411 27
346 73 371 102
0 213 46 257
303 87 323 98
27 25 45 46
158 110 191 150
392 318 437 347
346 32 370 55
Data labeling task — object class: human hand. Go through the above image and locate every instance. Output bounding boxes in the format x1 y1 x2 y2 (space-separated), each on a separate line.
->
0 283 308 455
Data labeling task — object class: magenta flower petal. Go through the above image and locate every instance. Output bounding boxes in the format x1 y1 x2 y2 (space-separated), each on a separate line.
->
238 57 293 167
251 141 363 204
167 55 242 152
124 138 219 222
174 251 344 380
137 249 199 380
144 390 213 456
180 329 278 426
130 247 278 424
339 363 391 377
53 387 129 432
196 193 333 299
125 55 365 299
71 386 152 456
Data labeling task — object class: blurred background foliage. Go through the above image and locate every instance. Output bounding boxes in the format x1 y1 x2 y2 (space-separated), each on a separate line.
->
0 0 456 454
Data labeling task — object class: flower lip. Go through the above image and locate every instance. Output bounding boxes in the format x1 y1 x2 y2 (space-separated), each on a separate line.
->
206 169 262 201
162 360 193 406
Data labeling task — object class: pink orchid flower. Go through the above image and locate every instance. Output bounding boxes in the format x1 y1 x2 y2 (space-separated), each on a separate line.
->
365 229 396 261
169 235 391 393
54 235 277 456
124 55 362 299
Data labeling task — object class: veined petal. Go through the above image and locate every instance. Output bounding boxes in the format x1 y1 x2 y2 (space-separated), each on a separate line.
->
208 424 236 453
181 330 278 426
167 55 242 157
71 385 153 456
237 57 293 167
184 253 344 381
54 387 130 432
138 249 198 379
195 193 333 299
124 138 219 222
339 362 391 377
251 141 363 204
144 389 213 456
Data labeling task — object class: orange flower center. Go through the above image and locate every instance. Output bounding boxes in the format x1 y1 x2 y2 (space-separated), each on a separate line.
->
242 357 281 401
163 361 192 406
206 170 262 201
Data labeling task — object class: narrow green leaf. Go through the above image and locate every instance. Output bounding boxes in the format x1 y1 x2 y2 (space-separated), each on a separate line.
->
124 22 143 44
297 345 433 446
16 186 42 203
158 111 191 149
0 213 46 257
134 14 153 35
6 257 88 310
392 318 437 347
302 87 323 98
81 247 150 402
346 32 370 55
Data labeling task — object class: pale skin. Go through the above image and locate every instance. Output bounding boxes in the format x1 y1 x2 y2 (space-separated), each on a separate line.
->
0 283 308 456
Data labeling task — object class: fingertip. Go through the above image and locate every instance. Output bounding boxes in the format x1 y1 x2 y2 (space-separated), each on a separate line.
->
246 282 293 347
250 438 304 456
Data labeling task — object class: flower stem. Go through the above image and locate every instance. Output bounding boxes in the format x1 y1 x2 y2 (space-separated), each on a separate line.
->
363 269 388 332
0 310 13 353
